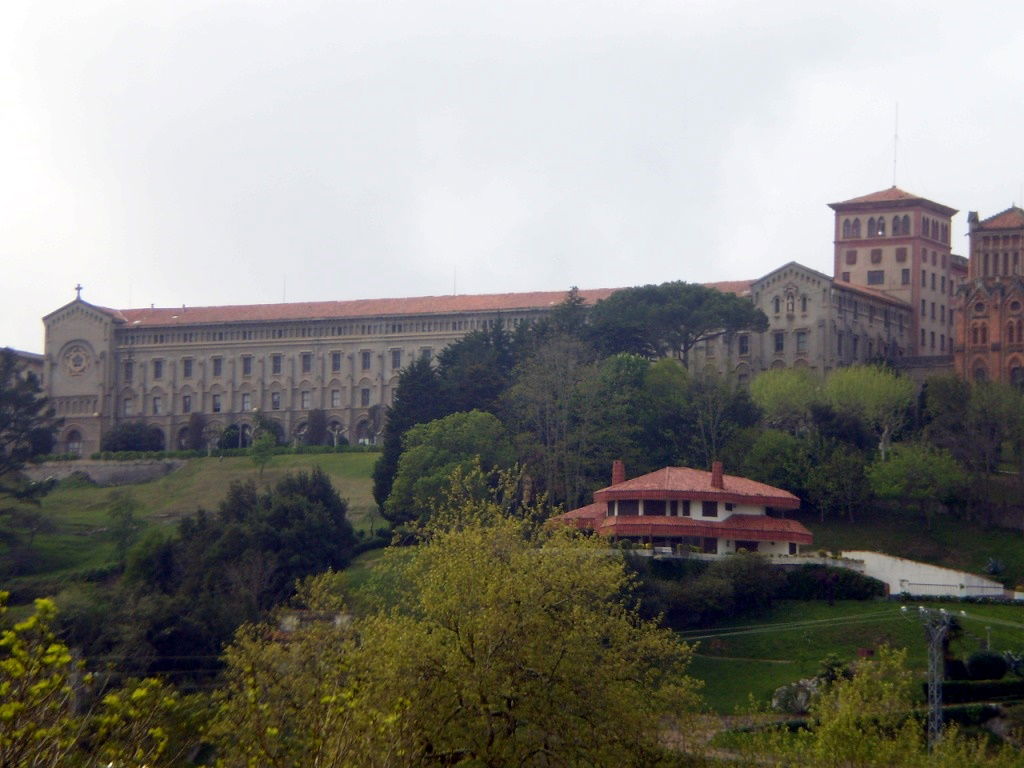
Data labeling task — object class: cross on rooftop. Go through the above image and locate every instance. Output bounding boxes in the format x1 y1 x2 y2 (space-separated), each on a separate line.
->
75 283 82 299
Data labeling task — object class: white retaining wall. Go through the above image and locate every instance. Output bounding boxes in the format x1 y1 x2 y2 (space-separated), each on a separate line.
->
841 550 1008 599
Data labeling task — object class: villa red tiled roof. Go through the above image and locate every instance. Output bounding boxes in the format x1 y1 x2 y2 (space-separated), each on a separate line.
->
596 515 813 544
976 207 1024 230
704 280 753 297
556 502 605 531
593 466 800 509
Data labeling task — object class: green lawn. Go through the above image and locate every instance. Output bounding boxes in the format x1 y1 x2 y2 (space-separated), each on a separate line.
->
799 506 1024 588
2 452 381 588
683 599 1024 713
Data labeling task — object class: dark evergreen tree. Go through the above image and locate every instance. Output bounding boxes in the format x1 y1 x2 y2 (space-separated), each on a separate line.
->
305 408 328 446
372 357 449 508
436 325 516 415
100 421 165 452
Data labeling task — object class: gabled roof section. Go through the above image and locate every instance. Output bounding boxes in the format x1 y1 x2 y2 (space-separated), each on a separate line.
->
975 206 1024 231
828 186 957 217
593 466 800 509
752 261 832 289
42 298 123 325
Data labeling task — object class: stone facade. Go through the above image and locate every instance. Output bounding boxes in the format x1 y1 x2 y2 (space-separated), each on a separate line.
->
42 290 615 456
955 207 1024 384
692 262 913 381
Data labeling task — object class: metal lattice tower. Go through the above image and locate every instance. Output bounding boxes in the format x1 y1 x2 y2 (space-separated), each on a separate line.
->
903 606 959 751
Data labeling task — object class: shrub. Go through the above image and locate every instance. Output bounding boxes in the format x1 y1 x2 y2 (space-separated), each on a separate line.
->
780 564 886 601
937 679 1024 703
966 650 1008 681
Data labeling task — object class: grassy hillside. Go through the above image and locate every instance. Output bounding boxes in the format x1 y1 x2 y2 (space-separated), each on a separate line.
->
2 452 382 589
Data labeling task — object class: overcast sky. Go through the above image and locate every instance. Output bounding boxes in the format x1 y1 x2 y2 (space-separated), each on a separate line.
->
4 1 1024 352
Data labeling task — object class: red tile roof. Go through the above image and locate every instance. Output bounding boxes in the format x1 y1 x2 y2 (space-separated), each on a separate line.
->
829 186 957 216
596 515 813 544
592 466 800 509
704 280 753 297
832 280 911 309
976 207 1024 230
106 289 618 328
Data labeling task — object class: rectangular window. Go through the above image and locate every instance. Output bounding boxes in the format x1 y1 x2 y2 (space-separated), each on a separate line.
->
738 335 749 355
212 358 223 377
931 331 936 349
895 247 907 263
796 330 808 353
391 348 402 369
241 392 251 411
123 397 133 416
681 500 691 517
331 389 341 408
271 355 282 375
183 358 193 378
360 387 370 407
271 392 281 410
921 300 926 317
242 356 252 376
867 270 884 285
212 394 222 413
773 331 784 353
931 302 936 319
845 250 857 265
725 502 735 511
182 394 192 414
901 268 910 285
921 270 927 287
931 273 936 290
301 391 311 410
837 332 844 355
941 275 946 292
940 334 945 351
124 361 134 382
331 352 342 372
152 396 162 415
841 271 850 282
852 335 859 356
420 347 433 361
921 328 926 346
870 248 882 264
701 501 718 518
361 350 371 370
153 360 163 379
301 353 312 374
940 305 945 322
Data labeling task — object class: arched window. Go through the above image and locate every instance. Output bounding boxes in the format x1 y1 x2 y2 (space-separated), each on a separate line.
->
1008 323 1016 345
843 219 851 238
971 326 979 345
801 295 808 313
1012 366 1024 388
852 219 861 238
902 215 910 234
892 216 901 235
773 297 781 314
867 217 876 237
877 217 886 236
974 366 988 382
66 429 82 457
981 324 988 344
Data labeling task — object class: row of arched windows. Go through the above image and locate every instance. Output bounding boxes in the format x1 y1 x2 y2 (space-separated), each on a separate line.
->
842 215 912 239
971 323 988 345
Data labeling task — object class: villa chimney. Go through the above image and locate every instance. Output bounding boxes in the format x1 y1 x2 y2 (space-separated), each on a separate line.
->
612 460 626 485
711 461 724 489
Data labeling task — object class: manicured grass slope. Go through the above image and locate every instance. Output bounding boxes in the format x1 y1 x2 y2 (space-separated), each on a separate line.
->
5 453 381 583
686 600 1024 713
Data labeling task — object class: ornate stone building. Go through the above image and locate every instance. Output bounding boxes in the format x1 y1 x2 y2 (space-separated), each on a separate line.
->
42 289 615 456
955 206 1024 384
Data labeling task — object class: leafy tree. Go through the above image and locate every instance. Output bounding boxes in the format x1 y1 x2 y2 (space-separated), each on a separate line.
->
250 430 276 478
101 421 165 452
184 411 207 451
383 410 515 525
304 408 328 446
214 520 703 767
806 444 871 522
505 334 600 508
743 429 813 499
867 443 966 528
824 365 915 460
635 357 693 469
0 348 59 503
750 367 821 434
587 281 768 365
253 410 284 445
686 370 759 467
107 489 143 565
372 357 448 509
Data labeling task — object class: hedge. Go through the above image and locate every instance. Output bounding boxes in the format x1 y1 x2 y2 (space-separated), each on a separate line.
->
935 679 1024 704
779 564 886 601
84 444 381 461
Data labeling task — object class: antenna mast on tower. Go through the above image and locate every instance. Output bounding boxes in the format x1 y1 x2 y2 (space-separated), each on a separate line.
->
892 103 899 187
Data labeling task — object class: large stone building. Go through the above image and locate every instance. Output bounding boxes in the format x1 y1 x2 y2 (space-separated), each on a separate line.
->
42 289 616 456
955 206 1024 384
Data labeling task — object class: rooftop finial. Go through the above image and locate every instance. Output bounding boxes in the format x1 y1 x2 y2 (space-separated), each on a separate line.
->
75 283 83 300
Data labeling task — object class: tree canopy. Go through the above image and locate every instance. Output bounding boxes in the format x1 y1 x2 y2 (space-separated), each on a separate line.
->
587 281 768 364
